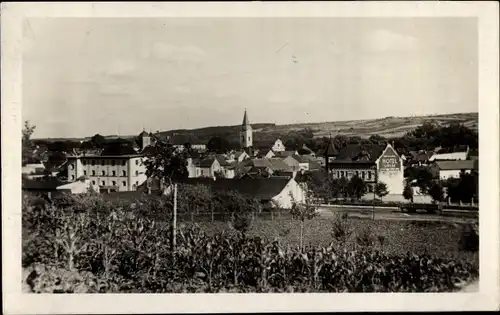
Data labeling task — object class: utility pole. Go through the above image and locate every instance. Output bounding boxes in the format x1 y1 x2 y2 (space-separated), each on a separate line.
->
172 183 178 251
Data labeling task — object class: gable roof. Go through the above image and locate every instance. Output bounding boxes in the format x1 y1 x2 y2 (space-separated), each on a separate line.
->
268 158 294 171
199 157 217 168
434 160 478 171
215 154 231 167
272 151 297 158
334 144 385 163
101 142 139 156
320 139 339 156
181 177 291 201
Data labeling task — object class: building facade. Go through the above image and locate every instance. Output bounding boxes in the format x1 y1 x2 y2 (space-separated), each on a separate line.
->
66 153 147 192
328 143 404 195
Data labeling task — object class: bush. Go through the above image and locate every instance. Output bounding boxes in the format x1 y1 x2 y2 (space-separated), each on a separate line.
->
459 223 479 252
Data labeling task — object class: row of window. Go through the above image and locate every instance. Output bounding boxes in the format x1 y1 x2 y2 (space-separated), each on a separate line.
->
79 159 141 166
336 170 374 180
80 170 142 177
91 180 140 187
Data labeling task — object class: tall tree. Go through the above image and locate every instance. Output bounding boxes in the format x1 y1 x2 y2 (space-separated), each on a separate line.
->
290 192 318 251
143 135 189 187
22 120 36 166
207 136 232 154
347 176 367 200
403 181 414 203
428 181 444 204
90 134 106 149
374 182 389 200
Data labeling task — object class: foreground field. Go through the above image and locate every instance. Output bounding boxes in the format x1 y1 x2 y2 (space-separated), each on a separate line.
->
194 216 478 266
22 194 478 293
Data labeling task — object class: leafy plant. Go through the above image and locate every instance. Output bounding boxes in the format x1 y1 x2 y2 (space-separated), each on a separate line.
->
374 182 389 200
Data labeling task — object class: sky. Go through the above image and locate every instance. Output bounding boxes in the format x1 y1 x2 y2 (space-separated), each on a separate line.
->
22 17 478 138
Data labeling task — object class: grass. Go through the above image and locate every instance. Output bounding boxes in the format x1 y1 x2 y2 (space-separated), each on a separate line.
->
192 216 478 266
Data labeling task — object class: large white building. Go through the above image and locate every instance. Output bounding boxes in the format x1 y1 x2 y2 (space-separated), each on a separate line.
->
66 145 148 192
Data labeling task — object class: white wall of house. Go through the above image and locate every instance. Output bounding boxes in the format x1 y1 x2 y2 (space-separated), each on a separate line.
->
271 139 286 152
375 144 404 196
270 179 306 209
439 169 472 180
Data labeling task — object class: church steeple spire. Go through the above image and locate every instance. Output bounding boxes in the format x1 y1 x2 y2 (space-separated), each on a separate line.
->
242 108 250 126
240 109 253 151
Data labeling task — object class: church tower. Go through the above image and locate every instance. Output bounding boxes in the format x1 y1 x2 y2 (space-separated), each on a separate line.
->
240 109 253 151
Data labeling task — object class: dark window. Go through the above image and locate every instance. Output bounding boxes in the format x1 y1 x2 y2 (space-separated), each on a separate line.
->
101 181 105 186
362 171 365 179
122 181 126 187
122 160 126 166
92 170 96 176
71 175 75 180
83 170 87 176
122 170 126 176
91 160 95 166
135 171 139 176
111 160 116 166
112 171 116 176
102 170 106 176
101 160 105 166
92 180 96 185
112 181 116 186
135 160 139 165
368 172 372 180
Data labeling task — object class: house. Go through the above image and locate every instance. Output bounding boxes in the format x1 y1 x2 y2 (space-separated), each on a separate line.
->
328 143 405 195
283 155 301 171
215 154 236 179
429 145 469 162
291 155 311 171
230 150 250 163
430 160 478 180
196 157 221 178
56 176 100 194
180 177 306 209
66 141 147 192
266 150 298 159
268 158 295 172
22 159 46 179
271 138 286 152
407 150 435 166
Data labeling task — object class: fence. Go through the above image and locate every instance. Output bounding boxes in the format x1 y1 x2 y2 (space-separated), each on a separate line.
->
176 210 294 223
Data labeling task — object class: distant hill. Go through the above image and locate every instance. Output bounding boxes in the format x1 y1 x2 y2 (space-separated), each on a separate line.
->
155 112 478 144
34 112 478 144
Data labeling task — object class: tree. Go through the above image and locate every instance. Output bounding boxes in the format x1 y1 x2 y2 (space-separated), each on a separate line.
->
22 121 36 166
290 192 318 251
143 136 189 185
374 182 389 200
428 182 444 204
90 134 106 149
207 136 232 154
347 176 366 200
403 181 414 203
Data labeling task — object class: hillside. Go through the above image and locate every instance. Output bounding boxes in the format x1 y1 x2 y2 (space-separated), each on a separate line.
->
34 112 478 144
156 112 478 143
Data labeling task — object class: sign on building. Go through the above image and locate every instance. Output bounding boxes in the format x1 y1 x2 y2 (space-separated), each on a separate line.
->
378 147 401 172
